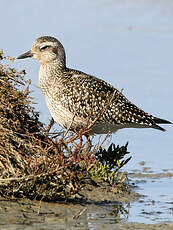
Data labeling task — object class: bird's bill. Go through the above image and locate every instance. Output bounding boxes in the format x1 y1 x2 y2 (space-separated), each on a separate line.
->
17 50 33 59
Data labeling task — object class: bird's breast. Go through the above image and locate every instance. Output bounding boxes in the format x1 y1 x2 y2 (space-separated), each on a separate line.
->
39 66 62 97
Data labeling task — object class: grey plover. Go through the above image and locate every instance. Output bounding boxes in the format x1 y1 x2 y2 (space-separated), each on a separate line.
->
17 36 171 134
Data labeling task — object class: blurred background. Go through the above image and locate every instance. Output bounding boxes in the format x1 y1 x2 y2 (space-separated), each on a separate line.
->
1 0 173 176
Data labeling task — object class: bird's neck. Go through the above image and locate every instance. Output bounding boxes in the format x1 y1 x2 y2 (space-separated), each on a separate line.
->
40 58 66 69
39 61 66 95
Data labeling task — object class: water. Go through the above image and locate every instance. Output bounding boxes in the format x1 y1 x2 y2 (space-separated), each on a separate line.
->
128 173 173 223
1 0 173 227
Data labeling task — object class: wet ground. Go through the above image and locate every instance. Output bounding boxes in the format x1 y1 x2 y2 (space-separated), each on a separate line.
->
0 200 173 230
1 163 173 230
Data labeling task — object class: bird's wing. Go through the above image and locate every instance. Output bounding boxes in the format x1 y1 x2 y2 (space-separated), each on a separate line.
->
58 69 169 131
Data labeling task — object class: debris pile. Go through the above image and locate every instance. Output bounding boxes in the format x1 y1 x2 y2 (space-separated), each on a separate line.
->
0 52 131 201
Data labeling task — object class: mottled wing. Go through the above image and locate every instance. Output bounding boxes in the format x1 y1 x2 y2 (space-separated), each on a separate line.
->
59 69 170 131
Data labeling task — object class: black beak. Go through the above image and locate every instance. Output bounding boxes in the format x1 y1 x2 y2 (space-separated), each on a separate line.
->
17 50 33 59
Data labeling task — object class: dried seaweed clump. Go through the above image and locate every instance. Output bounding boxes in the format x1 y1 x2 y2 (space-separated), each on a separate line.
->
0 52 131 201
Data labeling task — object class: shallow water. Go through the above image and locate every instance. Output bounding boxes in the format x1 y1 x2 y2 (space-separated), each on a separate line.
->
128 171 173 223
1 0 173 228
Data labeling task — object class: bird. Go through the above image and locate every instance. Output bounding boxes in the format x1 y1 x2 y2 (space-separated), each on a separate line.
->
17 36 171 135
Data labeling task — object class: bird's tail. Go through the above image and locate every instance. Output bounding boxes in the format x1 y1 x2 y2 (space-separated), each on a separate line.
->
153 117 172 124
152 117 172 132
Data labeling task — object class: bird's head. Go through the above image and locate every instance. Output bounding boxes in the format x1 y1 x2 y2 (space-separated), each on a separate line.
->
17 36 66 67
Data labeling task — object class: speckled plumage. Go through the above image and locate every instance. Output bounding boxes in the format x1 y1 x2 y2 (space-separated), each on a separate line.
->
17 36 171 134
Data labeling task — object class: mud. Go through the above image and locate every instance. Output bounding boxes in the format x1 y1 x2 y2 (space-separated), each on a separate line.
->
0 169 173 229
0 183 139 230
130 169 173 179
0 197 173 230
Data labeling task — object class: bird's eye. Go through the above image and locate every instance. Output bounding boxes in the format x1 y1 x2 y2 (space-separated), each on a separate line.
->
40 45 51 51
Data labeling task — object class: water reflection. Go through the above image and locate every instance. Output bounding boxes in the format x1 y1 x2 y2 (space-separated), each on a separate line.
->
109 203 130 223
0 198 131 229
64 202 130 230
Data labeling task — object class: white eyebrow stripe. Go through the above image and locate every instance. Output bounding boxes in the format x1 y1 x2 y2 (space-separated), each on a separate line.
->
40 42 54 49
